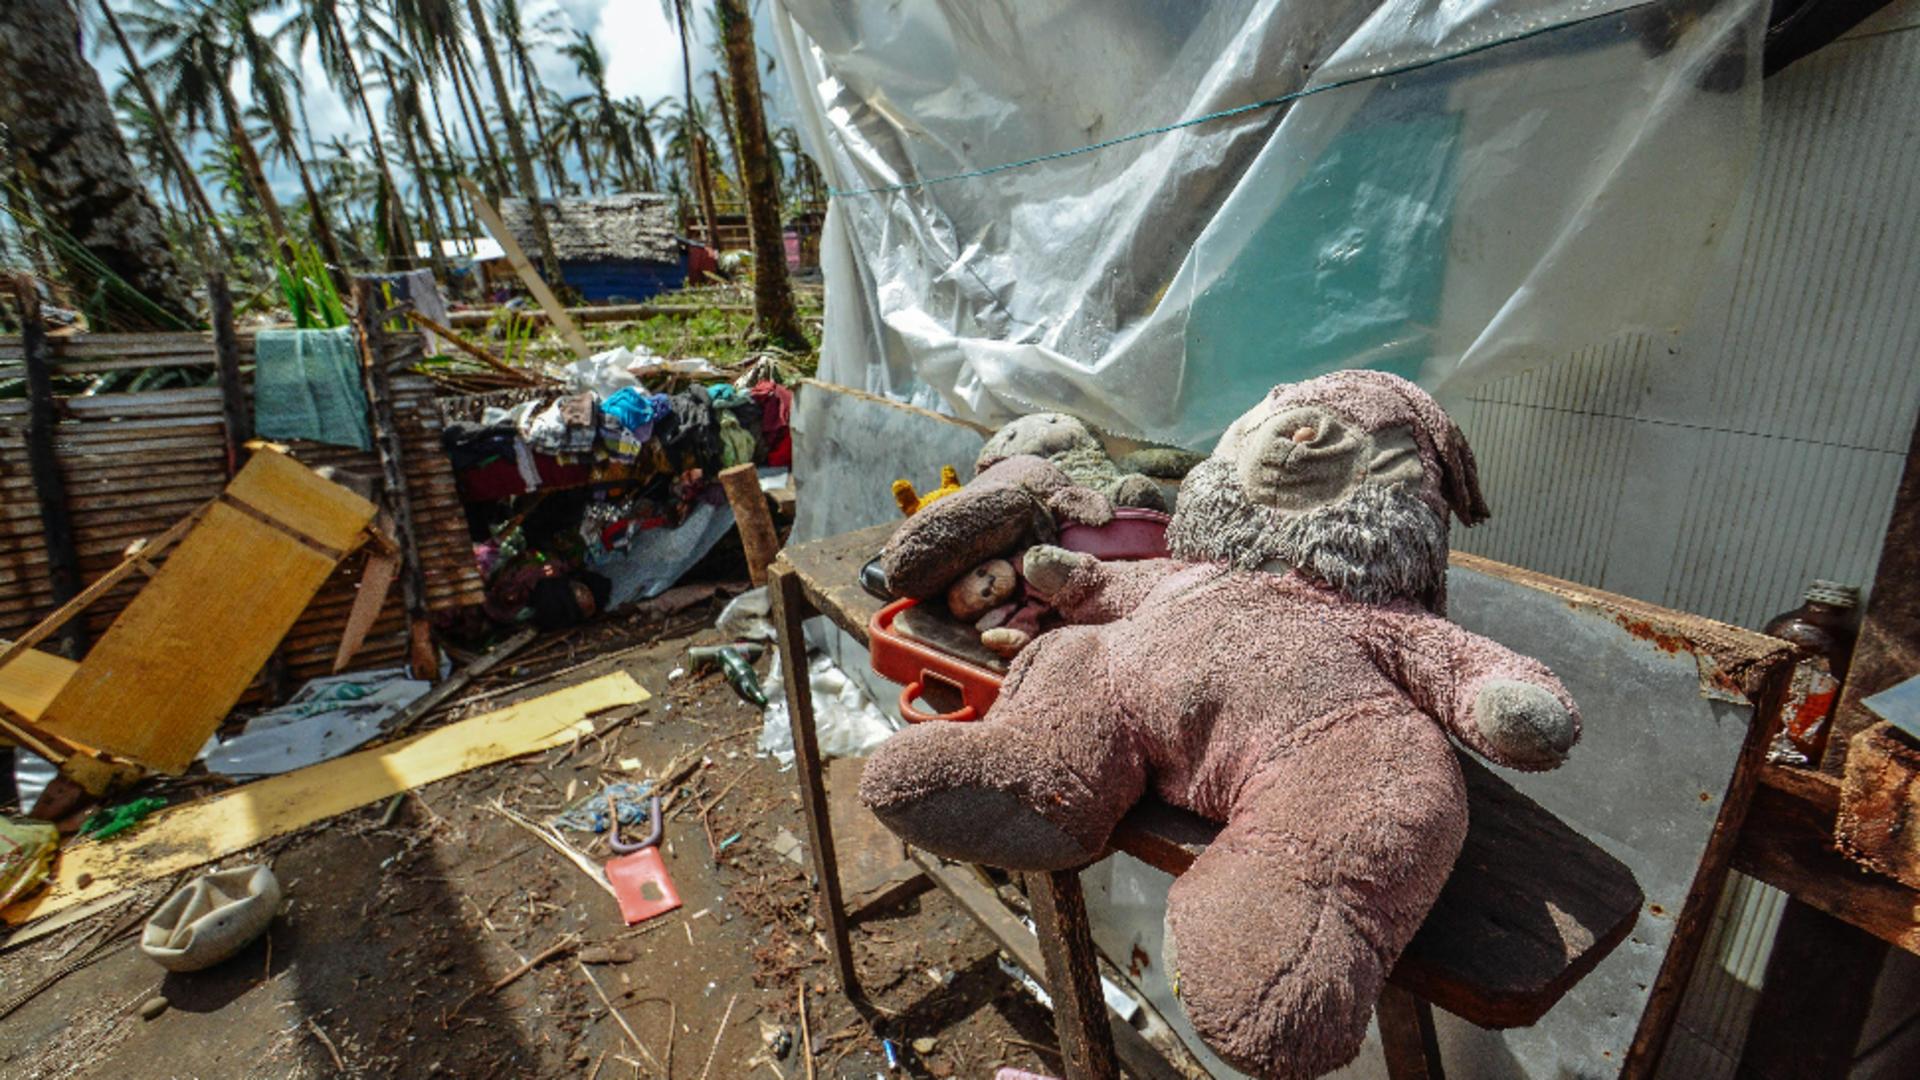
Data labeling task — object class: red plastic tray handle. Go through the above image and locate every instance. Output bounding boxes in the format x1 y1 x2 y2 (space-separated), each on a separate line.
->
898 675 977 724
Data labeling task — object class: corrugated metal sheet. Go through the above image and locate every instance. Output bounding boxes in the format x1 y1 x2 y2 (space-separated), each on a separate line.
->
0 333 486 692
1446 6 1920 1077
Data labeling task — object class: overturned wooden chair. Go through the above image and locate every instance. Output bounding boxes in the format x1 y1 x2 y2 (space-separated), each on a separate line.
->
0 446 381 796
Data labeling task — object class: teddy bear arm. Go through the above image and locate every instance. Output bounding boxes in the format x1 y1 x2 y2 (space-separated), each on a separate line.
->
1369 610 1582 771
1048 556 1185 625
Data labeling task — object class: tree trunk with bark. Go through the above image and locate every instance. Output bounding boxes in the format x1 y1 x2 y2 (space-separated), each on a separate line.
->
463 0 563 285
0 0 196 328
674 0 722 251
325 11 416 270
718 0 806 347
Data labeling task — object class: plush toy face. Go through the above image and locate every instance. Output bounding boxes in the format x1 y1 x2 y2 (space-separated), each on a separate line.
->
947 558 1018 620
977 413 1099 468
1219 400 1426 513
1164 372 1492 609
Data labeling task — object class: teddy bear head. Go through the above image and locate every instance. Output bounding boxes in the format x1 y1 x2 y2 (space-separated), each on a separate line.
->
1166 370 1487 610
975 412 1102 473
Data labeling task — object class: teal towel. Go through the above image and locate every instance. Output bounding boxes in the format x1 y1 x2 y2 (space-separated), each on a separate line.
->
253 327 373 451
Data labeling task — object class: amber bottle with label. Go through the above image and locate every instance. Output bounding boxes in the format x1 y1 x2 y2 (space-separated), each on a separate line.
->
1762 579 1861 766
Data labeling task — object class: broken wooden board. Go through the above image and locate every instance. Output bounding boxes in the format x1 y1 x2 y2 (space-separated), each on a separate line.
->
826 756 924 917
4 671 649 926
37 450 377 772
0 642 76 725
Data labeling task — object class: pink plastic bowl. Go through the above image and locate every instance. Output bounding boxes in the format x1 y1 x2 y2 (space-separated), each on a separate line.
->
1056 506 1171 560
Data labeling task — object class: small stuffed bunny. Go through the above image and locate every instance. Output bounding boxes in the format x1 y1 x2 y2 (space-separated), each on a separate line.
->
977 413 1169 512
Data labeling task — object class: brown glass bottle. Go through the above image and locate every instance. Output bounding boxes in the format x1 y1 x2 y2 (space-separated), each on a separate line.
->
1762 579 1861 766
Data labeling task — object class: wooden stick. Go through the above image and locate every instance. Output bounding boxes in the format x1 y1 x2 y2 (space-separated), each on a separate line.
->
14 276 85 661
718 464 779 586
577 960 665 1076
797 982 815 1080
404 309 543 385
387 627 538 736
306 1018 347 1072
698 992 740 1080
458 178 591 359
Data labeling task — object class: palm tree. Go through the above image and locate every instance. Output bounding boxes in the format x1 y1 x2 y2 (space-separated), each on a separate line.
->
545 90 601 195
491 0 567 190
283 0 417 269
378 55 454 286
129 0 296 261
559 31 643 191
460 0 562 282
0 0 196 328
92 0 230 263
716 0 804 346
670 0 722 247
233 7 349 274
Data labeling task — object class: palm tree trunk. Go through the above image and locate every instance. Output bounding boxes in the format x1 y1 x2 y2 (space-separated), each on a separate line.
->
451 46 514 199
424 80 476 233
0 0 196 328
709 69 742 195
575 136 600 196
380 57 453 289
461 0 563 284
673 0 721 249
717 0 805 347
324 10 417 269
446 59 497 200
281 130 350 280
220 84 296 262
512 51 563 191
95 0 230 264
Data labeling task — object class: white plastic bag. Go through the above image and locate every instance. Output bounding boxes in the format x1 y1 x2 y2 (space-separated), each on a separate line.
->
757 652 900 769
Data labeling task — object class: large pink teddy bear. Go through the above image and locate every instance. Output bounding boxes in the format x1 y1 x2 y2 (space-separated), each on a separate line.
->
860 371 1580 1078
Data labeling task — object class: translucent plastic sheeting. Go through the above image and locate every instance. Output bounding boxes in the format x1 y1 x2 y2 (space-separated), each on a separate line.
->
770 0 1766 449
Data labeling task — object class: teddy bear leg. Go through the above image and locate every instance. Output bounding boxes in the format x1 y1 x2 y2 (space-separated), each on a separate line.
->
860 625 1146 870
1162 710 1469 1080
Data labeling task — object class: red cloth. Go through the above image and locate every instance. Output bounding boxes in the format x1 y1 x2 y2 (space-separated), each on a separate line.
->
751 381 794 467
456 454 593 502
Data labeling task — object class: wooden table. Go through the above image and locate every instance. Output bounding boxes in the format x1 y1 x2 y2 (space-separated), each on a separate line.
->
771 525 1644 1078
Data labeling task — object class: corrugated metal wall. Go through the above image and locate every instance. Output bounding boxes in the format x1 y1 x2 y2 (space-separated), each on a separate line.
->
0 333 486 688
1443 3 1920 1075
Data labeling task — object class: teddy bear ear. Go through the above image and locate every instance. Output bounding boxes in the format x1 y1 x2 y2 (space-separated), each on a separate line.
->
1437 417 1491 526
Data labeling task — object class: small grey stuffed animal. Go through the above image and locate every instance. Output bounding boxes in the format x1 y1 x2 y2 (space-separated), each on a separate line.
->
976 413 1168 512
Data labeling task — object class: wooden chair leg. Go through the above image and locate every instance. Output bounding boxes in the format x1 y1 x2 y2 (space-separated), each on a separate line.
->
772 564 863 1003
1026 868 1120 1080
1378 984 1446 1080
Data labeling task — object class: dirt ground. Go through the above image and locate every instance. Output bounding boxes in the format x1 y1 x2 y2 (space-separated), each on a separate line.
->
0 596 1068 1080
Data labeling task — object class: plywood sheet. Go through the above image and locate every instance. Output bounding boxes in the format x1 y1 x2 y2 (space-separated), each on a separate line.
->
224 447 377 552
38 501 342 772
0 642 76 724
5 671 649 925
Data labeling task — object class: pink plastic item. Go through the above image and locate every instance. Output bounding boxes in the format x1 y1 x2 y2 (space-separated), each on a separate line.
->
1056 507 1170 560
995 1070 1060 1080
605 848 682 925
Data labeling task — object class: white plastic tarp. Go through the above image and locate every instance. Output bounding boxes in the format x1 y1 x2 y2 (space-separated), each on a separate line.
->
769 0 1767 448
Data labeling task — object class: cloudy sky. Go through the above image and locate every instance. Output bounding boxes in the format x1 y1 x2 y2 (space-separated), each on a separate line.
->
90 0 801 205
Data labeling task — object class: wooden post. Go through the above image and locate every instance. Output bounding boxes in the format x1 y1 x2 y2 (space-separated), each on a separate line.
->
1378 985 1446 1080
207 270 251 477
1025 868 1121 1080
351 279 438 680
1822 409 1920 776
771 562 862 1002
14 276 87 660
719 463 780 586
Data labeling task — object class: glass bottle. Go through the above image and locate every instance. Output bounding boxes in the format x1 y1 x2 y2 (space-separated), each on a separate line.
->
1762 580 1861 766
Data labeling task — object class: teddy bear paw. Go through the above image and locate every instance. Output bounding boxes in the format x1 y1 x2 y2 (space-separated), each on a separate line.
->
981 627 1033 658
1022 545 1093 599
1474 679 1577 769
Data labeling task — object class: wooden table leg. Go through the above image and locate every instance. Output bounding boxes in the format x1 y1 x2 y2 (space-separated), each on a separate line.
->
1026 868 1120 1080
772 564 862 1003
1378 984 1445 1080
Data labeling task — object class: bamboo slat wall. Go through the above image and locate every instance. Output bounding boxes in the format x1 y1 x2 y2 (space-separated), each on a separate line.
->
0 332 485 688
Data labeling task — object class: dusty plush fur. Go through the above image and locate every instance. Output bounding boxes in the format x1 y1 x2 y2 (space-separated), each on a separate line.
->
1168 457 1448 605
863 371 1581 1079
977 413 1169 511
